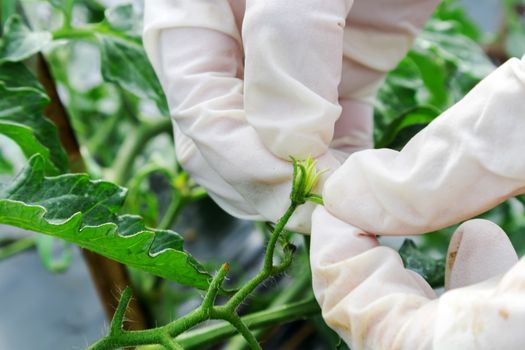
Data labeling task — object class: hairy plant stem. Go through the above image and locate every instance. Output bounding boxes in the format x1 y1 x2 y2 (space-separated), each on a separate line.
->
88 157 325 350
225 267 312 350
87 202 301 350
218 313 262 350
177 298 320 349
225 203 297 313
109 288 132 336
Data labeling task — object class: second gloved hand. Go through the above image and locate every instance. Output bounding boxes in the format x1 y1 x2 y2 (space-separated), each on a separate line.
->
312 56 525 349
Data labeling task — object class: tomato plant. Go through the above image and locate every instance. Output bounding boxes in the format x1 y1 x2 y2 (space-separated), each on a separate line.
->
1 0 524 349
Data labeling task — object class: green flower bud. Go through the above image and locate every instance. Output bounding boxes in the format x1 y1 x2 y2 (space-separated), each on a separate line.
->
290 156 326 206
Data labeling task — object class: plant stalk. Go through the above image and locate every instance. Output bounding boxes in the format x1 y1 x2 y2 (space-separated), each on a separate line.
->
224 267 312 350
88 157 324 349
0 237 35 260
110 118 172 185
158 192 185 230
177 299 320 349
225 204 297 312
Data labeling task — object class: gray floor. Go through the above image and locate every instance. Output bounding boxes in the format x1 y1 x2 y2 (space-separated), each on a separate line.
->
0 248 105 349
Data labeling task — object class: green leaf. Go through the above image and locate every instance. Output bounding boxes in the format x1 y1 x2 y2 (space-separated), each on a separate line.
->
96 33 168 115
48 0 64 10
418 22 494 80
105 4 138 35
408 50 448 109
0 62 68 173
0 15 51 63
1 0 17 26
374 57 421 143
399 239 445 288
123 166 165 227
374 7 493 149
0 155 211 289
0 148 14 175
433 0 482 41
376 106 440 149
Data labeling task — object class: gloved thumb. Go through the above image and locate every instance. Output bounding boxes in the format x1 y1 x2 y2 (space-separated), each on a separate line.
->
445 219 518 290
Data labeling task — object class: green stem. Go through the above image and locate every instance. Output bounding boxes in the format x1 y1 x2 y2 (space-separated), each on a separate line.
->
87 155 326 350
224 268 312 350
63 0 75 29
220 313 262 350
264 204 297 271
88 110 122 156
225 204 297 312
110 118 172 185
159 336 183 350
177 299 320 349
109 288 133 335
0 237 35 260
51 23 144 48
201 263 229 313
89 309 205 350
87 202 301 350
1 0 16 25
90 299 320 350
52 27 96 41
88 328 169 350
158 191 185 230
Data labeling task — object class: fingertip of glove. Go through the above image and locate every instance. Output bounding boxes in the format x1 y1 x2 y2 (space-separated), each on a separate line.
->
445 219 518 290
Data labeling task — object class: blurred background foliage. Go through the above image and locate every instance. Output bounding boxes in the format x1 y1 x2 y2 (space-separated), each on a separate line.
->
1 0 525 349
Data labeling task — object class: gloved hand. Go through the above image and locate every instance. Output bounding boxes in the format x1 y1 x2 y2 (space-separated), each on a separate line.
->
311 56 525 349
142 0 439 232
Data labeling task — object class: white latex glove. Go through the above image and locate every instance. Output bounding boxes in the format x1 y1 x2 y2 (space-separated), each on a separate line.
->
142 0 439 232
312 57 525 349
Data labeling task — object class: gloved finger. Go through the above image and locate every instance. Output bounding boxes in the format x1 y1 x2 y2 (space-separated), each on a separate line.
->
143 0 242 74
311 206 438 349
242 0 352 160
324 56 525 236
147 22 341 232
445 219 518 290
331 98 374 154
434 258 525 349
173 124 262 220
333 57 380 156
312 206 525 350
340 0 440 102
144 0 262 220
332 0 439 156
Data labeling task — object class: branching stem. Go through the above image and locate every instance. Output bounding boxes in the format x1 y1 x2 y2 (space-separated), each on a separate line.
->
87 202 300 350
225 203 297 313
180 299 319 349
87 157 323 350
